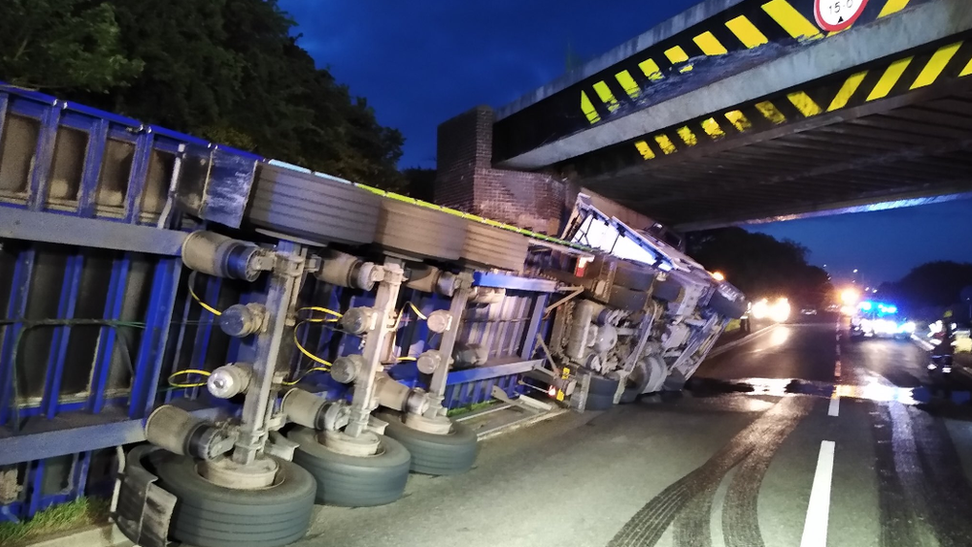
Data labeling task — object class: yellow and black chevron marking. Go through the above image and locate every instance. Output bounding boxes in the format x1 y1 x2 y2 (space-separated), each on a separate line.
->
624 36 972 164
579 0 924 125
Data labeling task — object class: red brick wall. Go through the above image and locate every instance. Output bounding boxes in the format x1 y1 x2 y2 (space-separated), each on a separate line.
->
435 106 570 235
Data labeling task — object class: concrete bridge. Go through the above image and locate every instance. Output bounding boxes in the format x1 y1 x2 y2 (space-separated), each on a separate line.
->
438 0 972 231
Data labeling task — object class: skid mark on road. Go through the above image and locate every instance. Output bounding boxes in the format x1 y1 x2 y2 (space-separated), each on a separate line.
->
607 397 813 547
872 403 972 547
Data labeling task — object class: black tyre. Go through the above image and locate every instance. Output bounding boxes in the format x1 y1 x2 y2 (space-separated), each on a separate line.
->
608 285 649 311
588 374 620 396
246 164 381 246
152 453 316 547
662 370 688 391
709 292 747 319
288 427 411 507
619 362 651 404
585 392 615 410
382 418 478 475
613 261 656 292
653 276 683 302
375 200 467 261
462 222 529 272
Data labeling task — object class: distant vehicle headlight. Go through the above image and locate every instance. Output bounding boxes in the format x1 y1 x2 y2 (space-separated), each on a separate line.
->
769 299 790 323
752 299 769 320
900 321 916 334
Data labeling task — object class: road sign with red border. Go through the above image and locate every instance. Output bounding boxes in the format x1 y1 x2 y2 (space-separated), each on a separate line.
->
814 0 869 32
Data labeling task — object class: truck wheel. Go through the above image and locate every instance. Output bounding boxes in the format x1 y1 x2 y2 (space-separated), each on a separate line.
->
709 292 747 319
619 361 652 404
382 418 478 475
288 427 411 507
608 285 649 311
588 374 620 396
152 453 316 547
653 277 683 302
585 392 615 410
613 262 655 292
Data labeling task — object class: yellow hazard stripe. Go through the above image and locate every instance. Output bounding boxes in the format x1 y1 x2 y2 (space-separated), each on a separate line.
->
963 57 972 77
638 59 664 81
756 101 787 124
787 91 822 117
677 126 698 146
655 135 677 154
878 0 910 18
867 57 913 101
593 81 619 111
911 42 962 89
827 71 868 111
701 118 726 138
725 110 752 131
726 15 769 49
615 70 641 98
635 141 655 160
580 91 600 124
694 32 728 56
762 0 823 41
665 46 690 64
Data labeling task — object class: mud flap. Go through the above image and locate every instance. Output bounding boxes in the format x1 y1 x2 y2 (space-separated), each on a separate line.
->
114 446 177 547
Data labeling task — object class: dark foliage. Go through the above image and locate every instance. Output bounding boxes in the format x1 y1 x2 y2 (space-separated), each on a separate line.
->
0 0 407 191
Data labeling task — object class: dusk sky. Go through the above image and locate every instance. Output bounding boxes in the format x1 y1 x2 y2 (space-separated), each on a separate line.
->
279 0 971 285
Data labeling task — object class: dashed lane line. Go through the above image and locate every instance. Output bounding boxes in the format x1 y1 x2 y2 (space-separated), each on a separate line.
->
800 440 836 547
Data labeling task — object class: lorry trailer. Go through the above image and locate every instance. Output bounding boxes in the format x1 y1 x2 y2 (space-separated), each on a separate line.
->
0 82 745 546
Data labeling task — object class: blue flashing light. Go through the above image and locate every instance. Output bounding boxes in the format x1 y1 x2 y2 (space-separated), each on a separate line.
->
860 301 873 311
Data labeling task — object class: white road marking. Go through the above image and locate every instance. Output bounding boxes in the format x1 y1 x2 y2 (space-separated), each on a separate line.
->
800 440 836 547
828 396 840 417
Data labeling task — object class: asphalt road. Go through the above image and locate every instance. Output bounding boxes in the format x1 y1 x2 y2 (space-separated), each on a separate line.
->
295 317 972 547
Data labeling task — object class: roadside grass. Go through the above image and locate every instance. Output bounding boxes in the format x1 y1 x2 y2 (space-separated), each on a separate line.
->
0 497 109 547
447 400 499 418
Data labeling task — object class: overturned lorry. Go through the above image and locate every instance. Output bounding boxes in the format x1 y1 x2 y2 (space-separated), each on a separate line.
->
0 83 745 546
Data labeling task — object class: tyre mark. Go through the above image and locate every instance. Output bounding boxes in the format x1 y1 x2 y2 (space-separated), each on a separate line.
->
673 484 716 547
872 404 936 547
721 394 811 547
608 396 812 547
905 406 972 547
721 448 773 547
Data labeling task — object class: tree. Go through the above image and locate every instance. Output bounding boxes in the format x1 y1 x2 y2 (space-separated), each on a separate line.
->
0 0 143 92
0 0 407 191
687 227 832 307
402 167 436 201
878 261 972 320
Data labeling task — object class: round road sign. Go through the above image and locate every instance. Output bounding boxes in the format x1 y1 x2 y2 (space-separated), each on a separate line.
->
814 0 869 32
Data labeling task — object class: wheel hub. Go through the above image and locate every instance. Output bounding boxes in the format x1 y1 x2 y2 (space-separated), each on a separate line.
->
198 455 278 489
321 429 381 456
404 412 453 435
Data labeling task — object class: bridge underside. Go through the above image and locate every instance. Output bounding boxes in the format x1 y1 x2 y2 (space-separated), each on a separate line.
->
576 80 972 231
491 0 972 231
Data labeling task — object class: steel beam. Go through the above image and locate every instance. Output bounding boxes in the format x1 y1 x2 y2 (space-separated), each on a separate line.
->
0 208 187 255
445 359 543 385
502 0 972 169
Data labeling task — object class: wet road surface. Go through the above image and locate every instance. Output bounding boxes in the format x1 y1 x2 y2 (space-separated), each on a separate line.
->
296 318 972 547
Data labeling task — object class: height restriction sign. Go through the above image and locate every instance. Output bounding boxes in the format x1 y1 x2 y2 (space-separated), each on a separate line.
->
814 0 869 32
